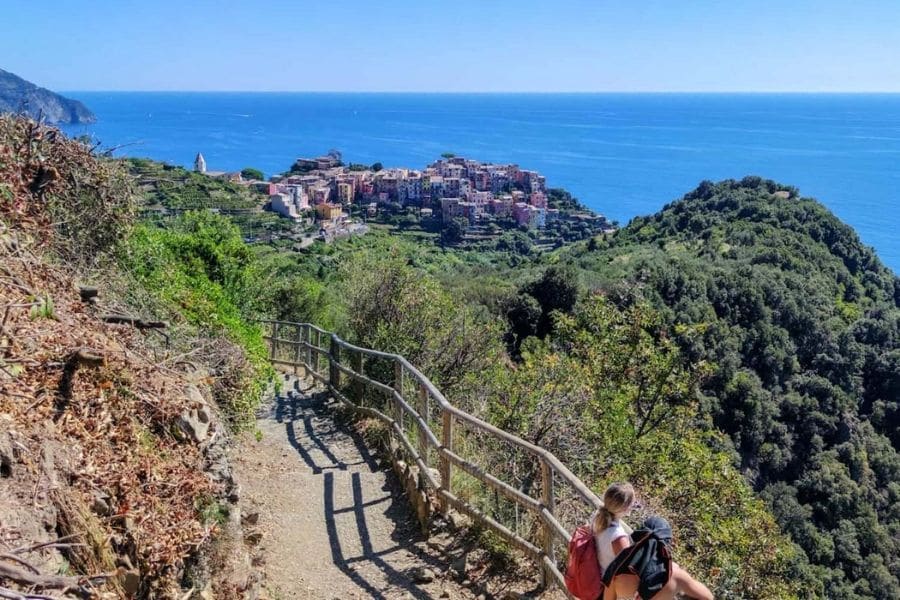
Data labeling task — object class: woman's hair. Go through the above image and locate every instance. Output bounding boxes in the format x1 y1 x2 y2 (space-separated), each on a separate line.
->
593 482 635 532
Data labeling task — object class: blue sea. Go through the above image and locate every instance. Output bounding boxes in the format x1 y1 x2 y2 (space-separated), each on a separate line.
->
62 92 900 272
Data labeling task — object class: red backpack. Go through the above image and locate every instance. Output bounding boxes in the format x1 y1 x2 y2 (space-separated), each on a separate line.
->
565 525 605 600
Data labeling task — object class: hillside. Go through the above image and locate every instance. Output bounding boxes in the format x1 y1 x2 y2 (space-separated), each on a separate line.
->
114 153 811 596
116 152 900 598
11 118 895 598
563 177 900 598
1 115 267 597
0 68 95 124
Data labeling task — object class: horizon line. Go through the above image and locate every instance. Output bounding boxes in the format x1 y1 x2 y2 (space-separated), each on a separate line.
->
61 89 900 95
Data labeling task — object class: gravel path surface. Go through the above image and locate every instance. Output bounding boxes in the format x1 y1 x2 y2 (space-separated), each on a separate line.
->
234 374 481 600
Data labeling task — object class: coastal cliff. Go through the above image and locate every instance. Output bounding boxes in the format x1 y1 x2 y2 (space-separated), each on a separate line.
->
0 68 95 124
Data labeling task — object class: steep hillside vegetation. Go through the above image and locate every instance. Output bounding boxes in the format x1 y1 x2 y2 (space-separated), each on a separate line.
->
563 177 900 598
1 115 268 597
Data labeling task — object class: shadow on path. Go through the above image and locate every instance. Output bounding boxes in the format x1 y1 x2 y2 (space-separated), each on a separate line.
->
273 377 458 598
273 378 379 474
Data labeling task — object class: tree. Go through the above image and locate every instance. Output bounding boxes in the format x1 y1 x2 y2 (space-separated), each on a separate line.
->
496 230 533 255
523 265 580 338
371 162 383 172
441 152 456 159
241 167 264 181
567 177 900 597
504 294 541 354
340 255 498 391
441 217 468 245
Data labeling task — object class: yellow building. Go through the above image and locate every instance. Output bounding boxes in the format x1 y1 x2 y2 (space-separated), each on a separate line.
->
316 203 343 220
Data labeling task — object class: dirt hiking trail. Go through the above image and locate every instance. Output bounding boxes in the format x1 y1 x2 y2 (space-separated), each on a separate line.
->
234 374 498 600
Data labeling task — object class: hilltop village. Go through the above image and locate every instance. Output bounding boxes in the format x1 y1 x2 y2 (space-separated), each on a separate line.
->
193 151 613 246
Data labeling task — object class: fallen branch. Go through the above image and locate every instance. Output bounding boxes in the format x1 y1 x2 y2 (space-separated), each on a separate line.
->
0 555 38 575
100 314 167 330
0 562 116 597
0 586 61 600
10 535 84 556
55 349 105 418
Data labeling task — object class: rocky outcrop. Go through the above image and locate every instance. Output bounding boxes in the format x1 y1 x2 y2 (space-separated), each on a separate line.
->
0 68 95 124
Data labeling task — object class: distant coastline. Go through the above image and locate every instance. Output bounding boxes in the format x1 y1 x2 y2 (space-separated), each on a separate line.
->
61 91 900 272
0 68 95 124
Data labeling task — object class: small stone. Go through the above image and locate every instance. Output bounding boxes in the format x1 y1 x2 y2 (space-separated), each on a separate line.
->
185 384 206 405
120 568 140 595
448 511 472 531
90 490 111 516
407 566 435 583
440 591 450 598
244 530 263 546
451 553 468 577
176 406 211 443
241 511 260 526
425 467 441 486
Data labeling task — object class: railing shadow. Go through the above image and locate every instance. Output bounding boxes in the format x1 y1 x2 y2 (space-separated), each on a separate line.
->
261 324 590 596
272 377 379 474
323 470 472 599
272 375 463 598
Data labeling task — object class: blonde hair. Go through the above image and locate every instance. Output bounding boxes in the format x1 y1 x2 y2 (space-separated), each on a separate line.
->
593 482 635 532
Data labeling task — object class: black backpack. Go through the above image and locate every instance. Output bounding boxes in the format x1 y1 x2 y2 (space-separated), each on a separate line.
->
602 517 674 599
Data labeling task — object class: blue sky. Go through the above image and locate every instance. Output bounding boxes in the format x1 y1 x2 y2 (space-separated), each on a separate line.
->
3 0 900 92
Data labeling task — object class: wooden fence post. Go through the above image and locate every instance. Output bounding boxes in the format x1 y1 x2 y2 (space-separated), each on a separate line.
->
313 330 321 376
329 335 340 389
270 322 279 361
393 360 404 429
540 458 556 588
417 382 430 467
439 409 452 515
352 350 364 404
293 325 303 376
304 325 312 371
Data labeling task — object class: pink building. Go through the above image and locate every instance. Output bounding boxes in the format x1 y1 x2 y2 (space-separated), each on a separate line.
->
529 192 547 209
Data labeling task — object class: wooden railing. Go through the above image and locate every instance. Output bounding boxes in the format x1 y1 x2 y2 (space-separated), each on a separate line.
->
262 320 605 597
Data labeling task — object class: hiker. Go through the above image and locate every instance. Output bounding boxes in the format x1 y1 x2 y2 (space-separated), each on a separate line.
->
602 516 713 600
565 482 639 600
592 482 639 572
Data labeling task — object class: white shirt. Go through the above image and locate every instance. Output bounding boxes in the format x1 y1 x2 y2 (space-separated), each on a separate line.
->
594 519 629 572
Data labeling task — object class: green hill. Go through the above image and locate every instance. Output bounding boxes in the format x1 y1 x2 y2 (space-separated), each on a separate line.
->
564 177 900 598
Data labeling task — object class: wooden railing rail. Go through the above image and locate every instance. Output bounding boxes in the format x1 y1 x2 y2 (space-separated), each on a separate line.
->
261 320 605 597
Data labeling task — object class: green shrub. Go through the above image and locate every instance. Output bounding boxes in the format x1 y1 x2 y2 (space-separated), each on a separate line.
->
120 211 273 428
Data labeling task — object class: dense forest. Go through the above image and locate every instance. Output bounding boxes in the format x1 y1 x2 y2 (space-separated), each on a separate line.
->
562 177 900 598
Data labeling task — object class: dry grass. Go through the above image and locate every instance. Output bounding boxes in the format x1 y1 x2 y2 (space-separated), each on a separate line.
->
0 116 225 598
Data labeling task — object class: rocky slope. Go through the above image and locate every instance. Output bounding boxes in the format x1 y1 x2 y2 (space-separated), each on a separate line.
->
0 68 95 124
0 114 259 598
